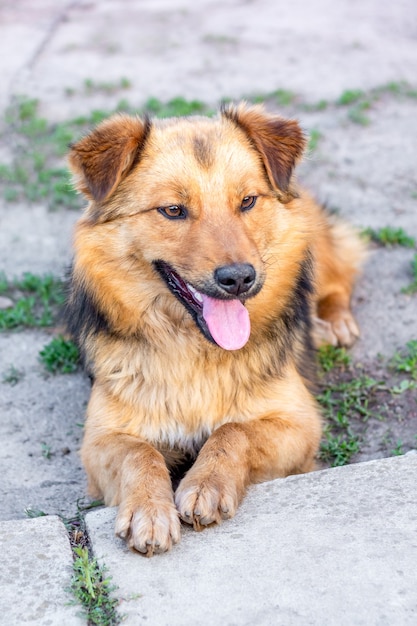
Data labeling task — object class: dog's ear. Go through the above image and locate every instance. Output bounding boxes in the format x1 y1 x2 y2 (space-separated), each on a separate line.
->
68 114 151 203
221 103 306 199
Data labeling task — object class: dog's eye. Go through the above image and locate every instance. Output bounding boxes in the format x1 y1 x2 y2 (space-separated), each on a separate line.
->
158 205 187 220
240 196 257 212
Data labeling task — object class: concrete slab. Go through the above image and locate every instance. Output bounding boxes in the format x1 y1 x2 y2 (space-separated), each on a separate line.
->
0 515 83 625
0 330 89 521
86 453 417 626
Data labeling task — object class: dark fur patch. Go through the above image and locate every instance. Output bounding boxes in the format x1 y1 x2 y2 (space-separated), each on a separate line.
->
263 251 315 385
64 267 110 367
129 115 152 171
283 252 316 386
192 135 214 168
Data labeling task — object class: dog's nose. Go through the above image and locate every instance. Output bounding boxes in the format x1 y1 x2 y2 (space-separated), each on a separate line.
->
214 263 256 296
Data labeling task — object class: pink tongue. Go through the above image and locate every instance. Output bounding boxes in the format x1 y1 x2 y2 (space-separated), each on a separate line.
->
201 295 250 350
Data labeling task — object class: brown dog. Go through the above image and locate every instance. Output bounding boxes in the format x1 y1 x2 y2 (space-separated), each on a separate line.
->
66 103 364 556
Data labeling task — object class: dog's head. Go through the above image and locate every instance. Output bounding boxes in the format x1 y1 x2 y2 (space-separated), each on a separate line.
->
68 103 307 350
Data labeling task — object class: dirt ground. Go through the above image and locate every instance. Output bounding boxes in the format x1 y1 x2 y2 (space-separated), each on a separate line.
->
0 0 416 521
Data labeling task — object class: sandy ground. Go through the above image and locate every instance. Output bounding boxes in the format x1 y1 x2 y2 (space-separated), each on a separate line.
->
0 0 416 521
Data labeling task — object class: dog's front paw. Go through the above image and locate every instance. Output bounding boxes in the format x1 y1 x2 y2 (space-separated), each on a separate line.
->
175 474 239 531
115 499 181 556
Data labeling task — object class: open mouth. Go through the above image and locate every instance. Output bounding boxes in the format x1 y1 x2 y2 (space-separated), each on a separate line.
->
154 261 251 351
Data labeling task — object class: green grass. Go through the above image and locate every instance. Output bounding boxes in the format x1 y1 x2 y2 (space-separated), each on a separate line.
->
249 89 296 107
39 336 80 373
308 128 322 152
320 340 417 464
391 340 417 380
301 99 328 112
84 77 131 95
0 95 146 209
363 226 416 248
361 231 417 294
272 89 296 107
144 96 208 118
391 378 415 394
1 365 24 386
337 90 365 106
335 82 417 126
318 375 383 422
320 430 360 466
66 508 122 626
391 440 405 456
0 272 65 330
1 97 80 209
318 345 351 373
318 375 384 466
337 90 371 126
70 546 121 626
348 101 371 126
317 343 386 466
25 507 48 518
41 441 52 460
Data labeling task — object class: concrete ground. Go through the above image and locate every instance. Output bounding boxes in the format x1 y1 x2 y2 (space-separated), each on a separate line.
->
85 453 417 626
0 0 416 624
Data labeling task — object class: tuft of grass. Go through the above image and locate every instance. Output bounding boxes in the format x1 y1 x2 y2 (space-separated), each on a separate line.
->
318 345 351 373
272 89 296 107
348 101 371 126
391 379 415 394
41 442 52 460
2 365 24 386
144 96 208 118
337 89 365 106
0 272 8 293
25 507 47 518
320 430 360 466
39 336 79 374
337 88 371 126
391 340 417 380
0 272 65 330
308 128 322 152
391 440 405 456
70 545 121 625
301 99 328 112
362 226 416 248
84 77 131 95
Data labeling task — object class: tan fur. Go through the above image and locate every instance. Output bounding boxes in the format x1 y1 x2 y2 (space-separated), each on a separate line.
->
67 104 365 556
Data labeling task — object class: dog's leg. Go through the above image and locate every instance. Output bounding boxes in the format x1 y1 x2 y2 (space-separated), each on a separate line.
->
81 390 180 556
313 214 366 347
175 397 321 530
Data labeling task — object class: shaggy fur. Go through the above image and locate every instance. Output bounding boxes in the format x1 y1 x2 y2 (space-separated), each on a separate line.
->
66 103 364 556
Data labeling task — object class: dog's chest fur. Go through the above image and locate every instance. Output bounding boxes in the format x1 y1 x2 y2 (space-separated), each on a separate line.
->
91 327 296 453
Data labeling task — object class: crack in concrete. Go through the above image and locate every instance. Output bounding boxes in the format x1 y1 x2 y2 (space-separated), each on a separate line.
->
6 0 84 107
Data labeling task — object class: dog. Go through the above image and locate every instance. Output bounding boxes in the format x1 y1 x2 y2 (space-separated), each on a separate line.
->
66 103 364 556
